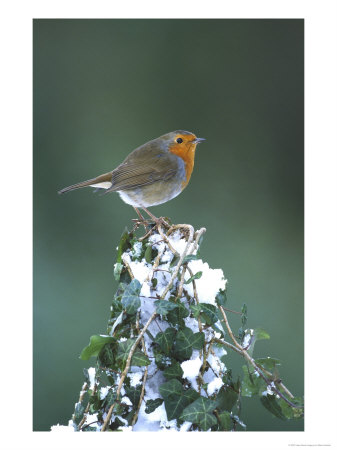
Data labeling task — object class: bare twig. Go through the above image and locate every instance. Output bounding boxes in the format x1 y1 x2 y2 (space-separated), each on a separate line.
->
101 311 157 431
121 255 135 280
131 313 149 427
218 306 302 409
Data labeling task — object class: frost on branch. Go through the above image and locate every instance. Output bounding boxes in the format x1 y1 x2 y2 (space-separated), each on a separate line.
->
53 223 304 432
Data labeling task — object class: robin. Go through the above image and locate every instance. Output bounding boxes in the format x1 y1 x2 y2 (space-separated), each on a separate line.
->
58 130 205 223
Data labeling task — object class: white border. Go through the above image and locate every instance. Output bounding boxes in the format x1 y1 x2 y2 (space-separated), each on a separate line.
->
1 1 336 449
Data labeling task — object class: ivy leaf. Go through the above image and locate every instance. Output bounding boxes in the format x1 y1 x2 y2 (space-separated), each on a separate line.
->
102 390 116 408
254 327 270 341
180 397 217 431
144 245 153 263
218 411 232 431
159 379 183 399
279 396 304 420
216 385 239 412
260 394 287 420
190 304 202 318
163 359 183 380
164 389 199 420
116 228 132 263
154 328 176 354
185 271 203 284
116 339 134 366
174 328 204 360
241 365 265 397
98 342 115 367
182 253 200 264
73 402 85 425
255 357 281 371
79 335 116 360
114 262 123 281
215 289 227 308
199 303 218 325
170 254 180 268
145 398 164 414
154 300 178 316
167 301 189 327
131 349 150 367
125 385 142 406
121 279 141 315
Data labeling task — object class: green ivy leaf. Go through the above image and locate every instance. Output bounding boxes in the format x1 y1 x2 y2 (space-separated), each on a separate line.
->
144 245 153 263
199 303 218 325
254 327 270 341
102 390 116 408
180 397 217 431
170 254 180 268
154 328 176 354
255 357 281 371
279 396 304 420
167 301 189 327
190 304 202 318
185 271 203 284
159 379 183 399
215 289 227 308
145 398 164 414
125 385 142 406
241 365 265 397
174 328 205 360
218 411 232 431
154 300 178 316
116 228 132 263
116 338 150 367
79 335 116 360
182 253 200 264
121 279 141 315
164 389 199 421
260 394 287 420
73 402 85 425
98 342 115 367
216 385 239 412
114 262 123 281
163 359 183 379
131 349 150 367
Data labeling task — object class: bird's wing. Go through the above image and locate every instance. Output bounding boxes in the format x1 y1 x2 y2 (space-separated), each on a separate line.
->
106 153 179 192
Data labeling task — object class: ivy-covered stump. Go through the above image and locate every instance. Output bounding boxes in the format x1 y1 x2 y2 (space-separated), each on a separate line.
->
52 222 303 432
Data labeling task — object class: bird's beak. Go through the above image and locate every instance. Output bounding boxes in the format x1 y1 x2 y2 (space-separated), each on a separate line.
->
193 137 206 144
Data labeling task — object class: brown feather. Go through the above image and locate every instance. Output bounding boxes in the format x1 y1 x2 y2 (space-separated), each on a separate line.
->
58 172 112 194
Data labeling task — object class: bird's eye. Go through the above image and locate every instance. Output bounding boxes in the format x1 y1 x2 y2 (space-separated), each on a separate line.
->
176 137 183 144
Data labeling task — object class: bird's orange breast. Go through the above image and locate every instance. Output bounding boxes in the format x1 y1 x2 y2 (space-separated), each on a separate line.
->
169 142 197 189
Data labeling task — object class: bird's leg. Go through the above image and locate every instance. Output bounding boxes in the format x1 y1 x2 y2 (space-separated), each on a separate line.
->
141 207 171 229
133 207 145 221
131 207 154 233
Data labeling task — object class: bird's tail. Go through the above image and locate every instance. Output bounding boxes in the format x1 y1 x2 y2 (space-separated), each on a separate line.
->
58 172 113 195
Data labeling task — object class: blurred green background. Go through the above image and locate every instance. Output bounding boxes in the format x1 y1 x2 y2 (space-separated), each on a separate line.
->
33 19 304 431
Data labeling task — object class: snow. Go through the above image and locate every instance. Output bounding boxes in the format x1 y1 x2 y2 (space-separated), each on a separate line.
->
128 371 143 387
262 382 275 396
184 260 227 305
207 377 224 395
242 329 254 349
88 367 96 389
180 356 203 391
132 241 143 258
50 423 75 432
100 386 110 400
